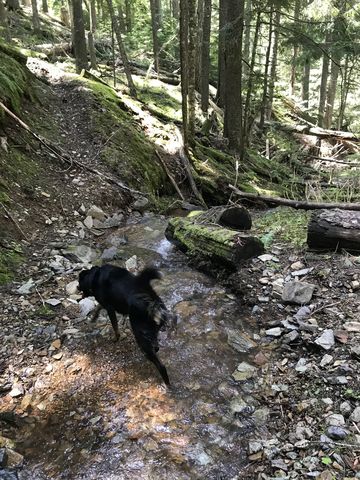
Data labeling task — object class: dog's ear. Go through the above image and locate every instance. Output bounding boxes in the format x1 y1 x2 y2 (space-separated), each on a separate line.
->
78 266 99 296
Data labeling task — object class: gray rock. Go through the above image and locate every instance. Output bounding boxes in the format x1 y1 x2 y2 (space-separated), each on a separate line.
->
294 306 311 320
9 384 24 398
350 406 360 423
326 414 345 426
327 426 348 440
63 245 97 264
350 345 360 358
45 298 62 307
271 458 288 471
229 398 249 415
0 470 19 480
340 401 352 417
282 281 316 305
320 354 333 367
258 254 278 262
87 205 106 220
291 267 314 277
125 255 138 272
83 216 93 229
100 247 119 261
0 449 7 467
102 213 124 228
226 329 257 353
232 362 257 381
66 280 79 295
133 196 149 211
344 322 360 332
320 434 335 448
328 375 348 385
315 329 335 350
283 330 299 344
16 278 35 295
265 327 283 337
79 298 97 317
248 441 263 454
295 358 308 373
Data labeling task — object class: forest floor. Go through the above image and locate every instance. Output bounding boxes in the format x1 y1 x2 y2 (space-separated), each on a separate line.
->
1 18 360 480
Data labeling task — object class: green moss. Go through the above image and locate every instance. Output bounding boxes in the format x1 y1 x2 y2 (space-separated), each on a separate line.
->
0 245 23 284
253 207 311 248
0 50 28 114
79 78 167 195
137 85 181 121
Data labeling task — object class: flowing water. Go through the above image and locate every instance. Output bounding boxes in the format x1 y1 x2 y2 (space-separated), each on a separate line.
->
19 215 265 480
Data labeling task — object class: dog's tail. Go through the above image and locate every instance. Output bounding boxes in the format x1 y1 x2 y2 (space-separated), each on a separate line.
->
136 267 162 285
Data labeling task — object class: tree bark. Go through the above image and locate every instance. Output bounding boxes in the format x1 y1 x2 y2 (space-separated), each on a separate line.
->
289 0 300 96
242 0 251 78
224 0 245 153
171 0 179 19
31 0 41 33
302 55 310 109
88 31 97 69
106 0 136 96
259 4 273 130
188 0 197 144
165 216 264 269
150 0 161 73
0 0 10 41
337 54 350 130
179 0 189 151
41 0 48 13
60 6 71 27
89 0 96 31
124 0 132 32
266 8 280 120
317 33 330 127
216 0 226 107
307 209 360 252
5 0 20 10
200 0 211 113
229 185 360 212
195 0 204 91
72 0 88 73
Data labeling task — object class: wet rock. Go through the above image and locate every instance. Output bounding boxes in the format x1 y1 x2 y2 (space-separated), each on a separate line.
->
327 426 348 440
326 414 345 426
315 329 335 350
265 327 282 337
0 449 7 467
282 281 316 305
87 205 106 220
133 196 149 211
5 449 23 468
232 362 257 381
350 406 360 423
226 329 257 353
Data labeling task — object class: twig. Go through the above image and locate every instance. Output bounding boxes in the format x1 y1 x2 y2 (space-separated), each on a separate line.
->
0 203 26 239
35 285 45 307
306 440 360 450
155 150 185 201
311 301 342 315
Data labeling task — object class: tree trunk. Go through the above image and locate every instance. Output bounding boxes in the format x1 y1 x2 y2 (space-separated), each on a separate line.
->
224 0 245 153
72 0 88 73
88 31 97 69
216 0 226 107
200 0 211 113
165 216 264 269
179 0 189 151
302 55 310 109
337 54 350 130
266 8 280 120
118 4 126 33
317 33 330 127
171 0 179 19
150 0 161 73
243 10 261 145
124 0 132 32
106 0 136 96
41 0 48 12
89 0 96 31
60 5 71 27
242 0 251 78
5 0 20 10
259 5 273 130
289 0 300 96
188 0 197 144
68 0 74 31
0 0 10 41
307 209 360 252
195 0 204 91
31 0 41 33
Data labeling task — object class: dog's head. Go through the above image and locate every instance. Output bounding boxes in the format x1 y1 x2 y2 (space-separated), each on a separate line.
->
78 266 99 298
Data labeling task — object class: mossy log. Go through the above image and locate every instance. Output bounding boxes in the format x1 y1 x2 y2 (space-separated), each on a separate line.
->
189 205 252 230
165 217 264 268
307 209 360 252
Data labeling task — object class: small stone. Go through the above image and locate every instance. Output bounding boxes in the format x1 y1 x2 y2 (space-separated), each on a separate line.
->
350 280 360 291
125 255 138 272
79 298 97 317
9 384 24 398
326 414 345 427
294 306 311 320
320 354 333 367
295 358 308 373
334 330 348 344
265 327 282 337
315 329 335 350
51 339 61 349
327 426 348 440
227 329 257 353
232 362 257 381
258 296 270 303
133 196 149 211
248 441 263 454
340 402 352 417
16 278 35 295
53 352 63 360
100 247 119 261
283 330 299 344
45 298 61 306
344 322 360 332
0 448 7 467
66 280 79 295
328 376 348 385
6 448 24 468
87 205 106 221
258 254 278 262
291 267 314 277
83 216 93 229
291 261 304 270
282 281 316 305
253 351 269 366
350 406 360 423
271 458 288 471
350 345 360 358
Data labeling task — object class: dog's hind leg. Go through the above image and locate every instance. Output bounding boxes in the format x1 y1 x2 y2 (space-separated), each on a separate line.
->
145 349 170 386
91 305 102 323
106 308 120 341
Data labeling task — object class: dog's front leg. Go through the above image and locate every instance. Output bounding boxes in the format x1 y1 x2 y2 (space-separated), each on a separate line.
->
90 304 102 323
106 308 120 341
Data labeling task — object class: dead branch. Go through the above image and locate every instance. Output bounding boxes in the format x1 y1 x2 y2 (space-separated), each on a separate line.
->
155 150 185 201
229 185 360 211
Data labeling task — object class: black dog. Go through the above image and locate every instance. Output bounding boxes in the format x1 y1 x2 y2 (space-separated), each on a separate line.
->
78 264 171 385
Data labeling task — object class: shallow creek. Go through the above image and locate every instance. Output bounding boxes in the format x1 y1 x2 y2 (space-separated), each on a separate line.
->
20 215 267 479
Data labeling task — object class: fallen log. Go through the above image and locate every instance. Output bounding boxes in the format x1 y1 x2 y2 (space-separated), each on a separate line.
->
264 120 360 142
33 42 72 56
307 209 360 252
165 216 264 269
189 205 252 230
229 185 360 212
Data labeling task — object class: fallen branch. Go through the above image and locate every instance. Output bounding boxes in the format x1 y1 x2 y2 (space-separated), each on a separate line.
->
0 101 144 197
0 203 26 239
155 150 185 201
308 155 360 167
229 185 360 211
264 120 360 142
